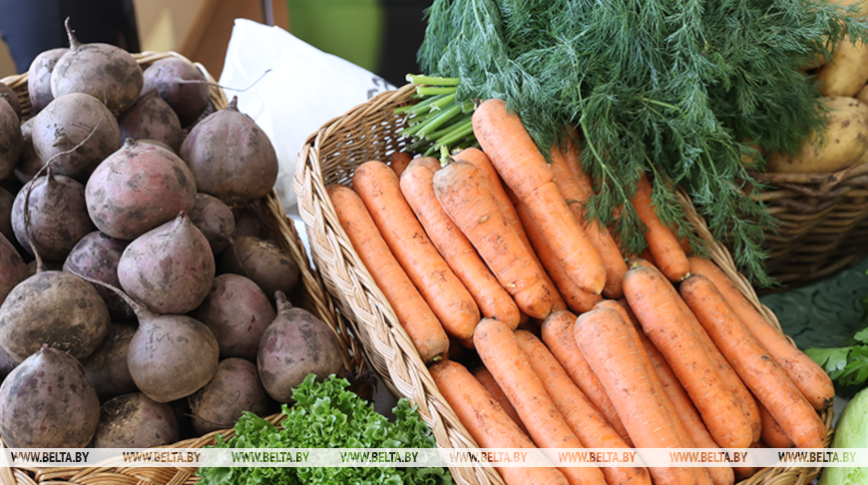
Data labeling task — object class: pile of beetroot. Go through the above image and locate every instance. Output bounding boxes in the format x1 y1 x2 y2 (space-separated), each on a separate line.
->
0 20 344 449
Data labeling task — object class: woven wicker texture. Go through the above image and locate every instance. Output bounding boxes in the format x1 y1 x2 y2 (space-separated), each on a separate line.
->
748 165 868 289
0 51 367 485
294 84 835 485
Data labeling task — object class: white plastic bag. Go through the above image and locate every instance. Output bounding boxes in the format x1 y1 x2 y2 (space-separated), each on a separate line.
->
218 19 395 215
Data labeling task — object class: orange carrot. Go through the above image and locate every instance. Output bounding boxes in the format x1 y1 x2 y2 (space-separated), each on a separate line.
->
624 302 735 485
456 148 568 314
623 265 752 449
390 151 412 177
630 258 762 444
681 275 826 449
473 99 607 294
550 146 628 299
596 300 720 485
516 201 602 314
353 161 480 340
639 248 657 267
328 184 449 363
561 129 595 196
688 256 835 411
430 360 569 485
631 173 689 282
573 308 696 485
540 311 632 445
758 401 794 449
474 367 529 436
515 330 652 485
401 163 521 328
433 160 555 319
474 319 607 485
407 156 441 173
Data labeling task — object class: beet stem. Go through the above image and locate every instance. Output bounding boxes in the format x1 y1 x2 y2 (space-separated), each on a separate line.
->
176 68 273 95
66 269 151 320
64 18 81 50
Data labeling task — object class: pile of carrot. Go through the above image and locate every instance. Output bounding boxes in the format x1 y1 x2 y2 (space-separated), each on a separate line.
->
328 98 835 485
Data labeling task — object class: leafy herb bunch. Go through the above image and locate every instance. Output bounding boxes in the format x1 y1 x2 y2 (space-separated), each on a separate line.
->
418 0 868 285
807 285 868 398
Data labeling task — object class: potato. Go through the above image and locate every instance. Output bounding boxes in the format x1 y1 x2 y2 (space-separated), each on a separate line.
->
817 36 868 97
767 97 868 173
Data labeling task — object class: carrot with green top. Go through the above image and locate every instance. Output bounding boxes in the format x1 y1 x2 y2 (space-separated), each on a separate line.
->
328 184 449 363
680 275 826 449
474 318 608 485
472 99 607 295
353 161 480 340
623 265 752 450
433 160 555 319
515 329 652 485
401 162 521 328
632 173 689 282
540 311 632 444
688 256 835 411
430 360 569 485
574 307 697 485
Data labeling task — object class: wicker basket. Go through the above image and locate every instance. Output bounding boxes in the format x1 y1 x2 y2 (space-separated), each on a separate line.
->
747 165 868 289
294 83 835 485
0 51 368 485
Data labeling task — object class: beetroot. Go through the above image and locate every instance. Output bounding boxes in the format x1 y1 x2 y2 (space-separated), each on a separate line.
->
0 82 20 119
51 20 143 115
0 233 27 304
27 47 67 114
86 139 196 240
180 97 278 206
189 358 270 435
192 274 275 360
141 57 211 126
11 167 95 261
118 211 215 314
0 98 22 181
81 322 137 398
13 118 44 184
93 393 179 447
0 345 100 447
232 207 264 239
63 231 133 320
0 346 16 383
221 236 299 300
257 292 344 402
31 92 121 181
191 193 235 255
0 187 12 242
118 88 184 153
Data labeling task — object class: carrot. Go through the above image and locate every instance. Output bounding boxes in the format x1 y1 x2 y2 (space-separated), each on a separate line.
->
639 248 657 267
327 184 449 363
407 156 441 173
561 128 595 196
390 151 412 177
472 99 607 295
540 311 632 444
623 265 753 449
550 145 628 298
433 160 555 319
688 256 835 411
514 330 652 485
630 259 762 444
474 319 607 485
456 148 568 314
473 367 529 435
623 301 735 485
353 161 480 340
573 308 696 485
430 360 569 485
758 401 794 449
631 173 689 282
596 300 720 485
401 162 521 328
680 275 826 449
516 201 602 314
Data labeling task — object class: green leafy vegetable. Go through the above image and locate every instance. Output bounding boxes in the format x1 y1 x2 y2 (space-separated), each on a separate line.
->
414 0 868 285
806 284 868 394
197 374 453 485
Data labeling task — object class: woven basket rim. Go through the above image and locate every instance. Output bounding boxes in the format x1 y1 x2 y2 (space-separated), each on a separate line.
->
0 51 368 485
293 83 835 485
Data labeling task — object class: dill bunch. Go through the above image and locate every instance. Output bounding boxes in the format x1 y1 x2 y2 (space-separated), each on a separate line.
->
417 0 868 285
